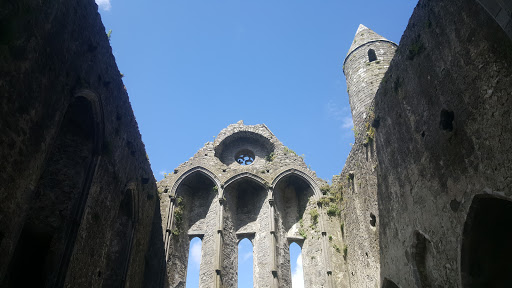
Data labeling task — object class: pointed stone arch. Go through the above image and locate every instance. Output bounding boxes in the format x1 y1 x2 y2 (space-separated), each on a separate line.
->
170 166 221 197
6 90 104 287
272 168 321 197
165 168 219 287
223 172 268 191
272 168 328 287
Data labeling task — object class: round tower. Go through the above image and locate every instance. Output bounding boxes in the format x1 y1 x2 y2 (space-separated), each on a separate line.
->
343 24 397 130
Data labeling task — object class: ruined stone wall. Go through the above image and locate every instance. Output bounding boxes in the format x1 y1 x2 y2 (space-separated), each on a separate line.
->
0 0 159 287
373 0 512 286
338 109 380 288
158 122 344 288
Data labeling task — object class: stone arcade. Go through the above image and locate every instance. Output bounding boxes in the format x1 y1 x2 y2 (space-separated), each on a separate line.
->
0 0 511 287
157 122 340 287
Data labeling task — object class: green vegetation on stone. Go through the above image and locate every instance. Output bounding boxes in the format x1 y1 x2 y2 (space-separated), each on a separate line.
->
320 184 330 195
310 208 319 226
327 204 341 217
265 152 275 162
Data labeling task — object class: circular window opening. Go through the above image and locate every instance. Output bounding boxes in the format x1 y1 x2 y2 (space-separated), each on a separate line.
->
235 149 255 165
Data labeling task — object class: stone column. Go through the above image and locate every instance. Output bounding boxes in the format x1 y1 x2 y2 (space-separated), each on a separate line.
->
215 188 225 288
164 194 176 262
318 202 333 288
268 187 278 288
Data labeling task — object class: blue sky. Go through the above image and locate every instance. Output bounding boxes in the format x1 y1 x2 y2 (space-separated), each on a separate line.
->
96 0 417 286
185 238 302 287
96 0 418 183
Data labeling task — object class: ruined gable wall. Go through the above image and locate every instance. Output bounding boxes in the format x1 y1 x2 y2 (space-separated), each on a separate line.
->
0 0 159 286
374 0 512 286
158 123 346 288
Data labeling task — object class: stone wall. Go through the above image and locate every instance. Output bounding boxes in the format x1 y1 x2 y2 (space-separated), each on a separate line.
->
157 122 344 287
338 25 396 288
374 0 512 287
0 0 159 287
338 128 380 288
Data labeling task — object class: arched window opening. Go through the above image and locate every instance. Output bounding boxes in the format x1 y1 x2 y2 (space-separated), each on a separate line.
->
166 171 217 288
368 49 377 62
6 96 97 287
273 174 314 236
290 242 304 288
461 196 512 287
186 237 202 288
238 238 254 288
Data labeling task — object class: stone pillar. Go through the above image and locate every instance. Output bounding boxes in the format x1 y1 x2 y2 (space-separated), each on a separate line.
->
215 188 225 288
164 194 176 262
268 187 279 288
319 202 333 288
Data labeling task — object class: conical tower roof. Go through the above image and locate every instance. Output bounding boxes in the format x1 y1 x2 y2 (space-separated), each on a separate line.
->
346 24 389 57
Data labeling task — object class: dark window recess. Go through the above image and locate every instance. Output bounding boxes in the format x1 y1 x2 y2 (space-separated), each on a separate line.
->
4 224 53 286
439 109 454 131
370 213 377 227
368 49 377 62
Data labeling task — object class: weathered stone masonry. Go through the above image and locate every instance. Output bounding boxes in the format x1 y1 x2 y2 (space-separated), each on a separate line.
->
374 0 512 287
158 122 345 288
1 0 512 287
0 0 159 287
338 24 397 288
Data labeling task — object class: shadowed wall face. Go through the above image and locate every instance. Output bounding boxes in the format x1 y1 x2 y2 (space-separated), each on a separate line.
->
5 96 96 287
374 0 512 287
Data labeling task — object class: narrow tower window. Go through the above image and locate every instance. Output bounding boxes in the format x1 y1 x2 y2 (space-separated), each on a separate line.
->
186 237 202 288
290 242 304 288
368 49 377 62
238 238 254 287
